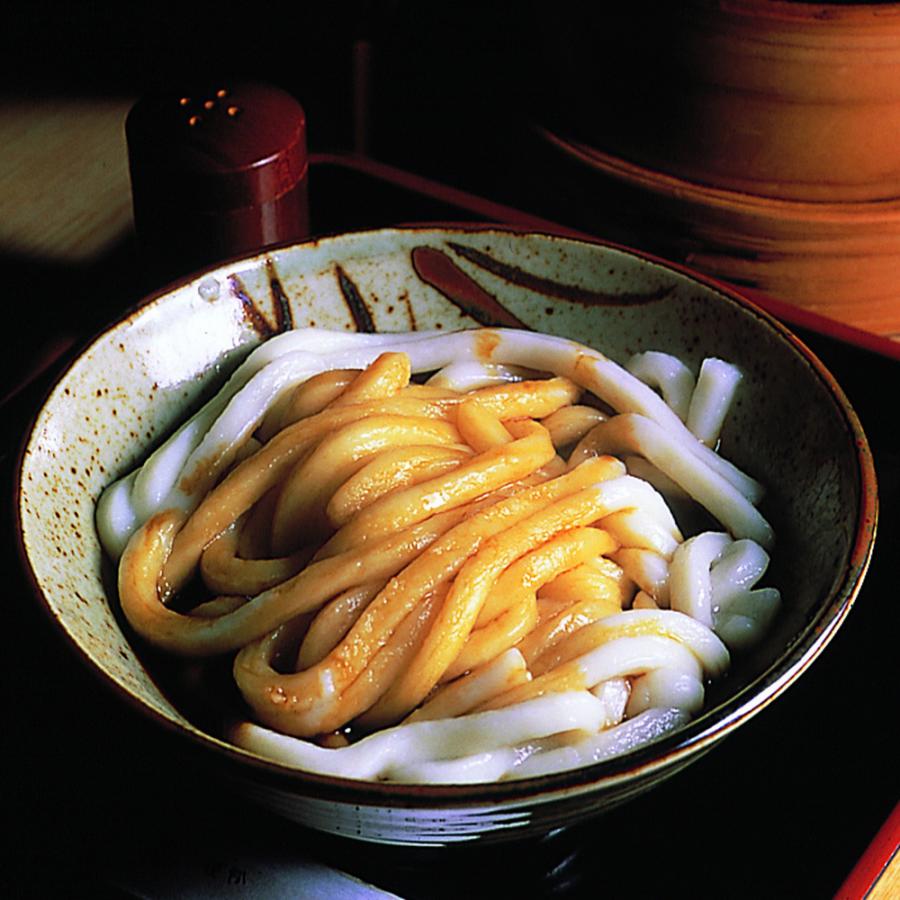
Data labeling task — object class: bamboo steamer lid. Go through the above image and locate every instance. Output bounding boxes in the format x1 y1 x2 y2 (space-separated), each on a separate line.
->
571 1 900 203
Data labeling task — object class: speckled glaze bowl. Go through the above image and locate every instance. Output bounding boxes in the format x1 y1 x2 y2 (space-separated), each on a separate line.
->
16 227 876 846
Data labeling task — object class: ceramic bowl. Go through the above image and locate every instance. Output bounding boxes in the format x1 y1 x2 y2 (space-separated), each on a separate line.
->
15 226 876 846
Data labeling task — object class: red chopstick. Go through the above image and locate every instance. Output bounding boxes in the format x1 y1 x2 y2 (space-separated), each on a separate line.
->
835 800 900 899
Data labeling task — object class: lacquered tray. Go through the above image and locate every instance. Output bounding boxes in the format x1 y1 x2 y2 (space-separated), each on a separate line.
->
4 154 898 898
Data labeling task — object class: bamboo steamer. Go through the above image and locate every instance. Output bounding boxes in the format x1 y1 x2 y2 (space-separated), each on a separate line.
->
536 1 900 338
583 1 900 203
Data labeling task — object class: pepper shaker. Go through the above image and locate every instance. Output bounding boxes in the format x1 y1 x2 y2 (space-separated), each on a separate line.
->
126 82 309 277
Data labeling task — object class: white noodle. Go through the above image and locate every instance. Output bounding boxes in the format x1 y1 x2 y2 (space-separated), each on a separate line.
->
97 326 781 784
601 508 680 559
611 548 671 607
632 591 660 610
669 532 781 650
508 708 690 779
232 691 607 780
715 588 782 651
426 360 532 391
669 532 733 627
570 415 774 549
686 358 743 448
97 328 767 559
624 456 690 501
627 350 696 422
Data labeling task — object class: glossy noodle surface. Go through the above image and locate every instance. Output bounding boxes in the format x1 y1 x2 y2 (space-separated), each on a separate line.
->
97 327 780 783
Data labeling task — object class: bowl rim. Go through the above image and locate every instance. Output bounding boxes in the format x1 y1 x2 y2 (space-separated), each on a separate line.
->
14 223 879 807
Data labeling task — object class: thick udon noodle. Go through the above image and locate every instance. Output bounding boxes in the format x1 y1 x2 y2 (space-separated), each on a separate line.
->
97 327 779 784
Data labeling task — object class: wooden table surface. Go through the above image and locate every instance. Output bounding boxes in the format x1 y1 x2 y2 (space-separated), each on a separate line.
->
2 95 898 899
0 96 134 265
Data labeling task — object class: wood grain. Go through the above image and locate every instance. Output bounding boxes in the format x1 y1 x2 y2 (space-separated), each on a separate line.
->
0 96 134 263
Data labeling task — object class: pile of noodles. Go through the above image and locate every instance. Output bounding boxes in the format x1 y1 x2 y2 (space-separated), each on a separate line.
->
97 327 779 783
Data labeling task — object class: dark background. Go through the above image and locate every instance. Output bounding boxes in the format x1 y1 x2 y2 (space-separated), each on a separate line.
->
2 5 898 898
0 2 541 175
0 3 657 209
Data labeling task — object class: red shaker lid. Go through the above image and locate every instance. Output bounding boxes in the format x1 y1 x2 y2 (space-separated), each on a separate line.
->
126 82 308 212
